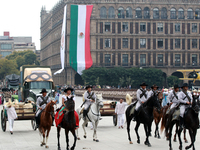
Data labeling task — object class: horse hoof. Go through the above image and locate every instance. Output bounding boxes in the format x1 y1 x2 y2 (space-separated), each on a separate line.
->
93 139 95 141
185 140 188 143
45 145 49 148
144 141 151 147
158 136 161 139
137 140 140 144
185 146 190 149
149 133 152 136
77 137 80 140
84 135 86 139
96 139 99 142
58 147 61 150
154 135 157 138
169 148 173 150
179 146 182 150
173 139 177 142
129 141 133 144
70 147 75 150
41 144 43 147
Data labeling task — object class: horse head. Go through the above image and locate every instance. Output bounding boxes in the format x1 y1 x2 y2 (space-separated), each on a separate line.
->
149 92 161 112
46 100 57 115
96 98 104 110
65 96 75 111
192 95 199 114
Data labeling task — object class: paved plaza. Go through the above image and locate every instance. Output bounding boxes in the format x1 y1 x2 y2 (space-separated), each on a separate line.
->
0 96 200 150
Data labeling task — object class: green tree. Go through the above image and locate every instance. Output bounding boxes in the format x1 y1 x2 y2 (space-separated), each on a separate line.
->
167 75 180 87
24 52 36 65
119 77 125 87
16 56 25 69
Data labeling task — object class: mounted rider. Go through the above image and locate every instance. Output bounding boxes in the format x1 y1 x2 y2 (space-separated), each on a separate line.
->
83 85 96 120
132 82 149 121
35 88 52 128
179 83 192 129
148 84 159 97
167 84 180 109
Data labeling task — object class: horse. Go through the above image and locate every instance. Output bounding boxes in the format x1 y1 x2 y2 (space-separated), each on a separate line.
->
165 95 199 150
177 95 199 150
39 100 57 148
57 96 77 150
153 92 163 139
76 97 104 142
125 92 161 147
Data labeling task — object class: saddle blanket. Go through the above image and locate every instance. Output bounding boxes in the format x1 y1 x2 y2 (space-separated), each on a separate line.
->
172 109 180 121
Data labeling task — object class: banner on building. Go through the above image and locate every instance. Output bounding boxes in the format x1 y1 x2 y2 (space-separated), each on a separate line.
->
54 5 67 75
69 5 93 75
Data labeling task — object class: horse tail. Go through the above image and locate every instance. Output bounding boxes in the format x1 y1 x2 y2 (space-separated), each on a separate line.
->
160 106 167 133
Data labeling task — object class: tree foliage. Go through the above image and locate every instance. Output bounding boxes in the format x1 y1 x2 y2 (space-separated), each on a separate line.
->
167 75 180 87
81 67 164 88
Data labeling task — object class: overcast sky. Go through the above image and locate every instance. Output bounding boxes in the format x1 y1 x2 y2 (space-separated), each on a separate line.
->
0 0 58 50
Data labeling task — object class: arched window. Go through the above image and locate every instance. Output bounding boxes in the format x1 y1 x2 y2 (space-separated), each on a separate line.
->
118 7 125 18
136 7 142 18
153 8 159 19
195 8 200 19
144 7 150 19
100 6 107 18
178 8 184 19
170 8 176 19
108 7 115 18
187 8 193 19
126 7 132 18
161 7 167 19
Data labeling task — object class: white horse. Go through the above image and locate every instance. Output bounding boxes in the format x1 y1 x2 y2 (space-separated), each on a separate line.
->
76 96 104 142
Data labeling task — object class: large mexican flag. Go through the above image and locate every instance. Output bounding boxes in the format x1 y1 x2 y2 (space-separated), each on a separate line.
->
69 5 93 75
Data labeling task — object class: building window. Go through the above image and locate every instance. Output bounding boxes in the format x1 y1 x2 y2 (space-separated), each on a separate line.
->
140 54 146 66
175 39 181 48
170 8 176 19
1 44 12 50
105 22 110 32
192 39 197 48
157 23 163 32
136 7 142 19
140 39 146 48
105 38 111 48
153 8 159 19
122 54 128 66
157 54 163 66
175 23 180 32
105 54 111 66
158 39 163 48
122 22 128 32
122 38 128 48
108 7 115 18
118 7 125 18
100 6 107 18
0 51 12 57
187 8 193 19
161 7 167 19
192 23 197 33
178 8 184 19
195 9 200 19
144 7 150 19
175 54 181 66
126 7 132 18
140 22 146 32
192 54 197 66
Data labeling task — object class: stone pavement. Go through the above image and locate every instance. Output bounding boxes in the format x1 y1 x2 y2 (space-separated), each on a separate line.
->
0 96 200 150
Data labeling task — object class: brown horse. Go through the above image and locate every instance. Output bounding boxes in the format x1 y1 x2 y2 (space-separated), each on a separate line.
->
39 100 57 148
57 96 77 150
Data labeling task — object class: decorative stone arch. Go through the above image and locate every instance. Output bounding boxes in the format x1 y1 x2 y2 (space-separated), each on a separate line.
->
171 71 183 78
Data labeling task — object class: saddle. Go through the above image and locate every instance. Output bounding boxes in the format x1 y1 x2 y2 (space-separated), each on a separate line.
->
169 107 180 121
129 101 137 116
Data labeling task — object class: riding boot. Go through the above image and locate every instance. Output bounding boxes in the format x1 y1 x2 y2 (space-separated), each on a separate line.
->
179 116 184 129
83 110 87 120
132 110 138 121
35 116 39 128
52 116 54 126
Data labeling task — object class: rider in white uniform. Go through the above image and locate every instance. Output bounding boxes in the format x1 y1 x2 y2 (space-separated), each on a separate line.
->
148 84 159 98
167 84 180 109
132 82 149 121
179 83 192 129
83 85 96 120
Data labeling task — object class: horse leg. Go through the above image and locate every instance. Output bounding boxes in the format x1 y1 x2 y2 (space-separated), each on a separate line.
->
135 122 140 144
41 128 46 146
144 123 151 147
65 129 69 150
57 127 61 150
173 123 178 142
45 128 51 148
126 117 133 144
70 129 77 150
178 125 183 150
93 121 99 142
82 120 88 138
185 128 194 150
169 122 175 150
184 129 188 143
154 119 158 138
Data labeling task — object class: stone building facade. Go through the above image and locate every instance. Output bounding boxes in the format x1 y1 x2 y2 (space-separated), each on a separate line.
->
40 0 200 85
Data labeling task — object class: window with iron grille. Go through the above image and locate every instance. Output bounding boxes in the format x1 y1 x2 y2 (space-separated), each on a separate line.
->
140 22 146 32
178 8 184 19
123 38 128 48
161 7 167 19
108 7 115 18
153 8 159 19
140 39 146 48
157 23 163 32
192 23 197 33
105 38 111 48
158 39 163 48
175 23 180 32
175 39 180 48
105 22 110 32
187 9 193 19
144 7 150 19
123 22 128 32
170 8 176 19
175 54 181 66
126 7 133 18
140 54 146 66
100 7 107 18
136 7 142 18
192 54 197 66
192 39 197 48
118 7 125 18
122 54 128 66
195 9 200 19
157 54 163 66
105 54 111 66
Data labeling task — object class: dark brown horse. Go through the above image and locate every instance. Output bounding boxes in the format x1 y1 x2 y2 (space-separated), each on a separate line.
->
57 96 77 150
39 100 57 148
